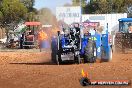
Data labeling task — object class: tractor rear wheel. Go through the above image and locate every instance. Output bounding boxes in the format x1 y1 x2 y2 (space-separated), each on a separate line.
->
114 37 125 53
56 50 63 65
84 40 97 63
51 38 55 60
51 37 60 65
75 54 81 64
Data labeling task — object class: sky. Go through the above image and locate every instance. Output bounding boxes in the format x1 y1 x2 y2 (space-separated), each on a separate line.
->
34 0 72 14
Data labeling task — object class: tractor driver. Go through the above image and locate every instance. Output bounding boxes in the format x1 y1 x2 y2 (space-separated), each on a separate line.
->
74 23 80 35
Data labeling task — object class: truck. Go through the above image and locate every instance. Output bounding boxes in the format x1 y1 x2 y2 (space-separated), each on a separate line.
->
51 23 112 65
114 18 132 53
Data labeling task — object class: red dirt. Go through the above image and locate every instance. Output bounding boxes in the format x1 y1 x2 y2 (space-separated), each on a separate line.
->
0 50 132 88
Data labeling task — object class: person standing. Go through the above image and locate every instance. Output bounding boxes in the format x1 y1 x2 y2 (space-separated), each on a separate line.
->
20 33 24 49
128 26 132 33
38 30 48 52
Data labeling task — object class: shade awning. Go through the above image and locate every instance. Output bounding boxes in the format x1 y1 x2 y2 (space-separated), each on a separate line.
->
25 22 41 26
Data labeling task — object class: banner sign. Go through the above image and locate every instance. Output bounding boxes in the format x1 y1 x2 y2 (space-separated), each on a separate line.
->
56 6 81 25
83 22 100 27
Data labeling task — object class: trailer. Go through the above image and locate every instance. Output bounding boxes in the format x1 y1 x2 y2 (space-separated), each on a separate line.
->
51 23 112 65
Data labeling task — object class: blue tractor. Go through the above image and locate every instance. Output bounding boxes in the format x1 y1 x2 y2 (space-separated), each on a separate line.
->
51 23 112 65
114 18 132 53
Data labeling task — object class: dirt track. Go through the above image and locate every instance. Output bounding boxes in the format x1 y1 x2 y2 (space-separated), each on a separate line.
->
0 49 132 88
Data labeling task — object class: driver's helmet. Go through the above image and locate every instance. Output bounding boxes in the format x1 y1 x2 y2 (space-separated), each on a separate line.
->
74 23 80 28
64 28 70 37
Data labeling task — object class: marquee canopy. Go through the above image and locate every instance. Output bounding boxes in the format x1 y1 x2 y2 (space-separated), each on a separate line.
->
25 22 41 26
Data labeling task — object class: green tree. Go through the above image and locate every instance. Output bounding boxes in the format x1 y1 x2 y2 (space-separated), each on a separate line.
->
20 0 35 12
72 0 87 13
84 0 132 17
0 0 27 41
20 0 38 21
72 0 80 6
72 0 87 7
84 1 99 14
0 0 27 26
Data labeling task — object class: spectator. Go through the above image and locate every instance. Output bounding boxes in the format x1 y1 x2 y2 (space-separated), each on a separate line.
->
20 33 24 49
128 26 132 33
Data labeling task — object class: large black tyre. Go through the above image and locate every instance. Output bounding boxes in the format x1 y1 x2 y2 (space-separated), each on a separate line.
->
51 35 62 65
114 33 127 53
77 55 81 64
114 37 125 53
51 45 62 65
101 46 113 62
51 38 57 63
74 54 81 64
51 37 62 65
84 39 97 63
56 50 63 65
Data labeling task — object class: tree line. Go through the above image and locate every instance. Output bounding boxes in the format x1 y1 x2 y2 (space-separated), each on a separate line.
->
72 0 132 17
0 0 37 29
0 0 38 41
0 0 131 31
